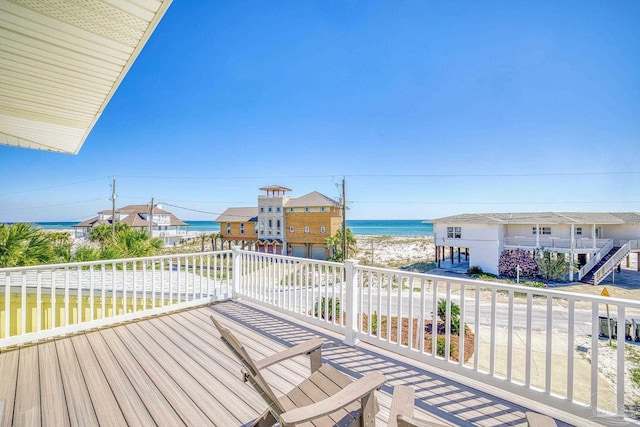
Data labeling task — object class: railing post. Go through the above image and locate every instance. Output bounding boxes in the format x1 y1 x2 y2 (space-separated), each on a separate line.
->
343 259 359 346
232 246 242 301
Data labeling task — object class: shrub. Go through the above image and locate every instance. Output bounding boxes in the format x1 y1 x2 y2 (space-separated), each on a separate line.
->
498 249 538 278
369 311 387 335
314 297 340 321
437 298 461 335
467 265 483 275
436 337 454 358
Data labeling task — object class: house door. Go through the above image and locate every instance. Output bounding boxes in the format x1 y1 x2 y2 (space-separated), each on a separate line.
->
595 227 602 238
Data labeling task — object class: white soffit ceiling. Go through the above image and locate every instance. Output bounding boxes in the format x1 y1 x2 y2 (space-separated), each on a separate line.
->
0 0 172 154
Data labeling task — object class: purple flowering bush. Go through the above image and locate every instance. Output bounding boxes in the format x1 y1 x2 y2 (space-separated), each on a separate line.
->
498 249 538 278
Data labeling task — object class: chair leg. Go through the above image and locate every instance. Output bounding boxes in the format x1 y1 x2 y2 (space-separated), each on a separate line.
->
360 393 378 426
250 409 278 427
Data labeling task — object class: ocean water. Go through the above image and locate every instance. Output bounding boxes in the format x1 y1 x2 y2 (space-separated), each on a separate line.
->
28 219 434 237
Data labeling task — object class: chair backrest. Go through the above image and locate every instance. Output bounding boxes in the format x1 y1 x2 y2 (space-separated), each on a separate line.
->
210 315 285 414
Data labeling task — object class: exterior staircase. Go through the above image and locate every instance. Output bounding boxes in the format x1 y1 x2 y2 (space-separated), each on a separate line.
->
580 247 621 285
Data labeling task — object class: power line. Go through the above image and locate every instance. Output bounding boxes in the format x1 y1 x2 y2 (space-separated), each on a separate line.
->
0 176 110 196
115 171 640 181
0 198 106 212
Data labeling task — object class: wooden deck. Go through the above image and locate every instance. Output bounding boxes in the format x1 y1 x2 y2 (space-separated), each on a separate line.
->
0 301 573 426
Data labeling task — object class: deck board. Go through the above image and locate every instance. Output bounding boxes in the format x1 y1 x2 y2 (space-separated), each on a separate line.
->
56 338 99 426
14 345 39 426
0 350 18 427
0 301 575 426
83 331 156 426
69 334 127 427
38 341 70 427
96 328 185 427
112 325 214 426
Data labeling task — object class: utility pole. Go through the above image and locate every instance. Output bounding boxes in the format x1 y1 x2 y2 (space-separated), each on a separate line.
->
148 197 155 235
111 178 116 236
342 177 347 260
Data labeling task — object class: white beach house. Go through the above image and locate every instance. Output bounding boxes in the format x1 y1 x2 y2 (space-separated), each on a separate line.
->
73 204 190 246
433 212 640 284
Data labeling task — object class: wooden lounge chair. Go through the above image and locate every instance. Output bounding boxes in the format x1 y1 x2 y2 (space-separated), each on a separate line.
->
210 314 386 426
389 385 447 427
525 411 557 427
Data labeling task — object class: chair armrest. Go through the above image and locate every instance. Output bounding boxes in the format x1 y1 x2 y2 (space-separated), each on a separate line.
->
279 371 386 426
255 337 324 371
389 385 415 427
397 414 448 427
525 412 557 427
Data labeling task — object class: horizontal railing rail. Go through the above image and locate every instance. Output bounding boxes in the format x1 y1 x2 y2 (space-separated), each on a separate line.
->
578 239 614 280
0 251 233 348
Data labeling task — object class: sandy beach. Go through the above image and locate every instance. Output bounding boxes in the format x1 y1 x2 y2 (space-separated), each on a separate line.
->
352 235 435 269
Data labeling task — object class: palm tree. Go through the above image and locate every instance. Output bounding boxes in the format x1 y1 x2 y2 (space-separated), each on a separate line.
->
325 226 357 262
0 223 54 267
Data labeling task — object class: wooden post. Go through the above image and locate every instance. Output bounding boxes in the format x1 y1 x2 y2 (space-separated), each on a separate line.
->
449 247 454 264
458 247 461 263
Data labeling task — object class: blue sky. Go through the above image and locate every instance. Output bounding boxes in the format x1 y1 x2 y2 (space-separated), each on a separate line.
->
1 1 639 222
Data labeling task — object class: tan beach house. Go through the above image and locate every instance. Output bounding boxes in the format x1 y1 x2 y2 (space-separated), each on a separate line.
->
216 186 342 259
433 212 640 284
73 204 189 246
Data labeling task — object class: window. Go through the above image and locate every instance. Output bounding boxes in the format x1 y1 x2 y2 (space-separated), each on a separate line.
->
289 226 294 233
305 207 309 212
289 207 294 212
268 219 272 228
226 223 231 234
268 207 272 213
446 226 461 238
260 207 264 213
575 227 582 236
276 220 281 229
276 207 281 212
532 227 551 235
320 226 326 233
240 223 244 234
321 207 325 212
304 226 310 233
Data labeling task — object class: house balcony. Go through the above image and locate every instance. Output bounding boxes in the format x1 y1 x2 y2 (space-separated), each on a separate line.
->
1 251 638 425
504 236 611 253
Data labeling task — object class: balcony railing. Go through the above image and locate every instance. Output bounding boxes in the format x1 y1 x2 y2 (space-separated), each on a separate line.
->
2 249 639 423
0 251 233 348
504 236 611 250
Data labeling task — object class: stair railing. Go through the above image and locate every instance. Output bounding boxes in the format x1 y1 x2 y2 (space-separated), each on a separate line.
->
578 239 613 280
592 240 638 285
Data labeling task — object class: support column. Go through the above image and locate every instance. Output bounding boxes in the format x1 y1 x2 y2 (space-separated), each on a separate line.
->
458 248 461 263
592 224 596 249
637 253 640 272
343 259 360 346
465 248 469 261
536 223 540 248
449 247 454 264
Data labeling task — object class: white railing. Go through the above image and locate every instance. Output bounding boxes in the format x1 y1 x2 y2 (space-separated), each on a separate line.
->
0 251 233 348
593 240 640 285
578 239 614 280
235 251 347 335
505 236 611 250
3 249 640 423
232 250 640 423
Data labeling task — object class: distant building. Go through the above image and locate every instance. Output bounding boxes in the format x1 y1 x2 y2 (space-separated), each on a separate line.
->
73 204 189 246
215 186 343 259
214 207 259 250
432 212 640 283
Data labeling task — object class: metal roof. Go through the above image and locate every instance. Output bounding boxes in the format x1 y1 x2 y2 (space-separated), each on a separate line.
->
432 212 640 225
0 0 172 154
